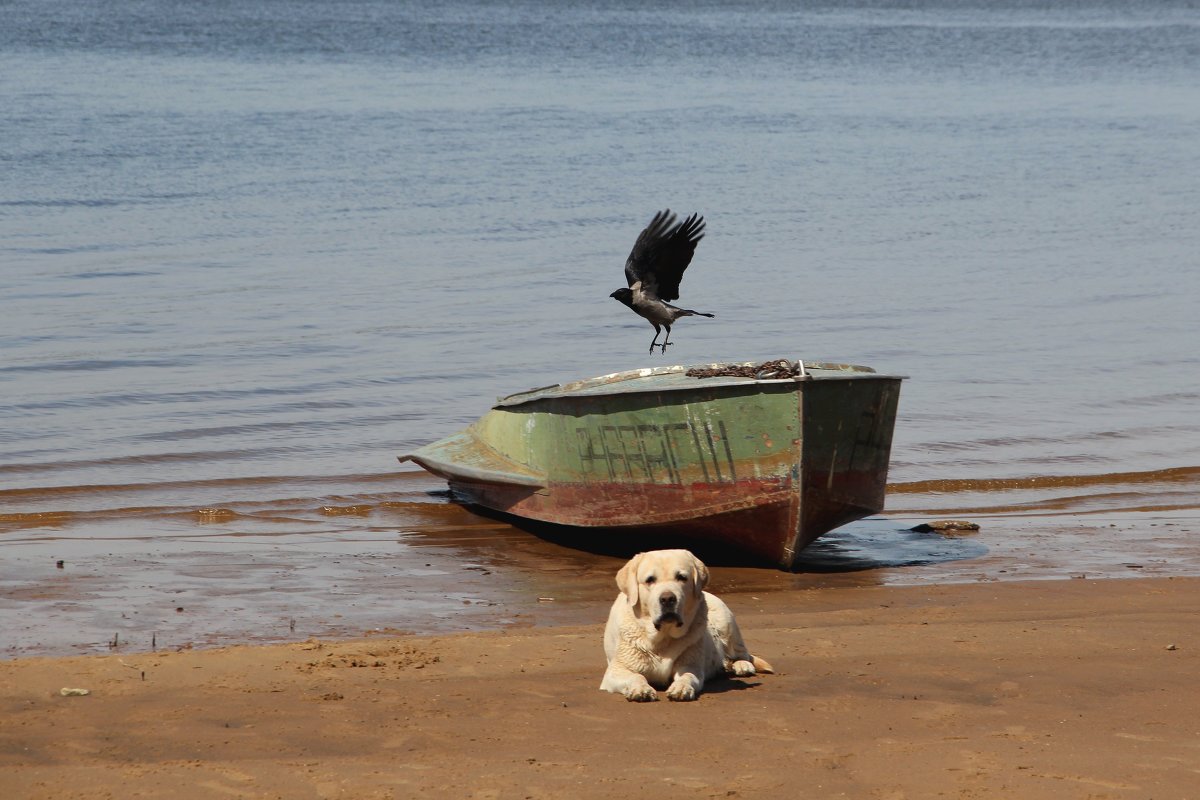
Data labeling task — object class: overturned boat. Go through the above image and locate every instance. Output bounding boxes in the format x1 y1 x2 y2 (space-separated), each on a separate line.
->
399 360 903 571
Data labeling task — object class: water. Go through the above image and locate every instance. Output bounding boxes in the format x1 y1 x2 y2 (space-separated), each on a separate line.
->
3 0 1199 656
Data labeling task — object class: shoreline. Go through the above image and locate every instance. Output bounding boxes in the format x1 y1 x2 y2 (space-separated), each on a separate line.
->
4 505 1200 660
2 575 1197 798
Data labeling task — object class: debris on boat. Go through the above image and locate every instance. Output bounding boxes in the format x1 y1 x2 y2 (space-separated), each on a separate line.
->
686 359 807 380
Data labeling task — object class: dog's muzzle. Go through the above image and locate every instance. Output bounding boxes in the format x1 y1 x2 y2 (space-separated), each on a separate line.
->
653 611 684 631
653 591 683 630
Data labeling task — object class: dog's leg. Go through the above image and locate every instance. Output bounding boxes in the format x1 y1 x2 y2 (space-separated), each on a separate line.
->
600 664 658 702
725 624 760 676
666 670 703 701
709 595 774 676
726 651 773 676
729 659 757 677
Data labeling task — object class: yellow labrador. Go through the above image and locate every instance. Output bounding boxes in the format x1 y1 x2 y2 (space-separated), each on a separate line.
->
600 549 773 702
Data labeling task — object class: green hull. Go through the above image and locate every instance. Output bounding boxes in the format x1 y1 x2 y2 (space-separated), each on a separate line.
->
400 361 903 570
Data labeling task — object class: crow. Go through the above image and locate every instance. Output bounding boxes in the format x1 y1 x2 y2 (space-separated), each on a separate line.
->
610 209 714 354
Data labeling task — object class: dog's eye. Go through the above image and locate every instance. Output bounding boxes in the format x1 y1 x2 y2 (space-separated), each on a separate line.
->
676 573 688 582
644 575 656 585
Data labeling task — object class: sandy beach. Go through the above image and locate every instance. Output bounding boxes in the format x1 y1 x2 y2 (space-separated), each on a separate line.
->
3 575 1197 799
6 2 1200 798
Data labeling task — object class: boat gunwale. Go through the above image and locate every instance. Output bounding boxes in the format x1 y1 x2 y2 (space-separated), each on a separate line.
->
494 361 905 409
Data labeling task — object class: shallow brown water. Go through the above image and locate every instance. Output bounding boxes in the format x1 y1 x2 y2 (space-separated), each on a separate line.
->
3 468 1198 658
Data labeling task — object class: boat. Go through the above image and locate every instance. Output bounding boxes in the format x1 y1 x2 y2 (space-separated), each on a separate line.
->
398 359 903 571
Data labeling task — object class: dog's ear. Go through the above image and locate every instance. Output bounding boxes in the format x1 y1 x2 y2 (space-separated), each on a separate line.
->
616 553 643 608
689 553 710 598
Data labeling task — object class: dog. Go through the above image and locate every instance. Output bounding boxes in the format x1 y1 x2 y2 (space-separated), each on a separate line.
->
599 549 773 702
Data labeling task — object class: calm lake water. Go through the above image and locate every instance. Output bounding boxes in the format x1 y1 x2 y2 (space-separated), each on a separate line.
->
3 0 1199 656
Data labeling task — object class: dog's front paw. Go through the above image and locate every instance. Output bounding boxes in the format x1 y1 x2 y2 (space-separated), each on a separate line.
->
623 684 659 702
730 659 757 677
666 678 699 701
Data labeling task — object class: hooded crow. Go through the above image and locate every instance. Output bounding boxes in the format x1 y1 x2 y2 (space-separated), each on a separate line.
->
609 209 714 353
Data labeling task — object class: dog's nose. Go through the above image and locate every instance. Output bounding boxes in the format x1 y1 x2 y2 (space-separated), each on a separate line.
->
660 591 677 609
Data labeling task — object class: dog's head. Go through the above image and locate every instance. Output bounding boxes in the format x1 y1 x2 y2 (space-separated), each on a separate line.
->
615 549 710 638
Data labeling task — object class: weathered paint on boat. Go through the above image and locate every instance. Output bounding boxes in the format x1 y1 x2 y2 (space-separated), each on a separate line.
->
399 361 903 570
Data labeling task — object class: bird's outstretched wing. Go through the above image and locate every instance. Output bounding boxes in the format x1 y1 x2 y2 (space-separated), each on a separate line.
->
623 209 706 302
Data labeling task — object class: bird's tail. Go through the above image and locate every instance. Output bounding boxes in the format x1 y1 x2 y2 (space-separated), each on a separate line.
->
681 309 715 318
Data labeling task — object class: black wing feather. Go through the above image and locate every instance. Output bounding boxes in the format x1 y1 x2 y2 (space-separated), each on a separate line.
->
623 209 706 302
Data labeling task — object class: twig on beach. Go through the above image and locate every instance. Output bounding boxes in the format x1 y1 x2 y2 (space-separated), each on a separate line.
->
116 662 147 681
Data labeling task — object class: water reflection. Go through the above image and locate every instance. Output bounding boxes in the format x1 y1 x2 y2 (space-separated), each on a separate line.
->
446 503 988 575
792 522 988 573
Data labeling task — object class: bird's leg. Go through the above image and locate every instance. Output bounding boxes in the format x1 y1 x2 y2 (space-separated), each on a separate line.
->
660 325 673 353
648 324 662 353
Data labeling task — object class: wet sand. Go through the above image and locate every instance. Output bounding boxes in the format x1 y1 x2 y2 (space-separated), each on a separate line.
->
3 576 1197 799
4 468 1199 659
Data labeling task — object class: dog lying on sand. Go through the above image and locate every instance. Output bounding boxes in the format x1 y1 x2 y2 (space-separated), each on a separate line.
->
599 549 773 701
